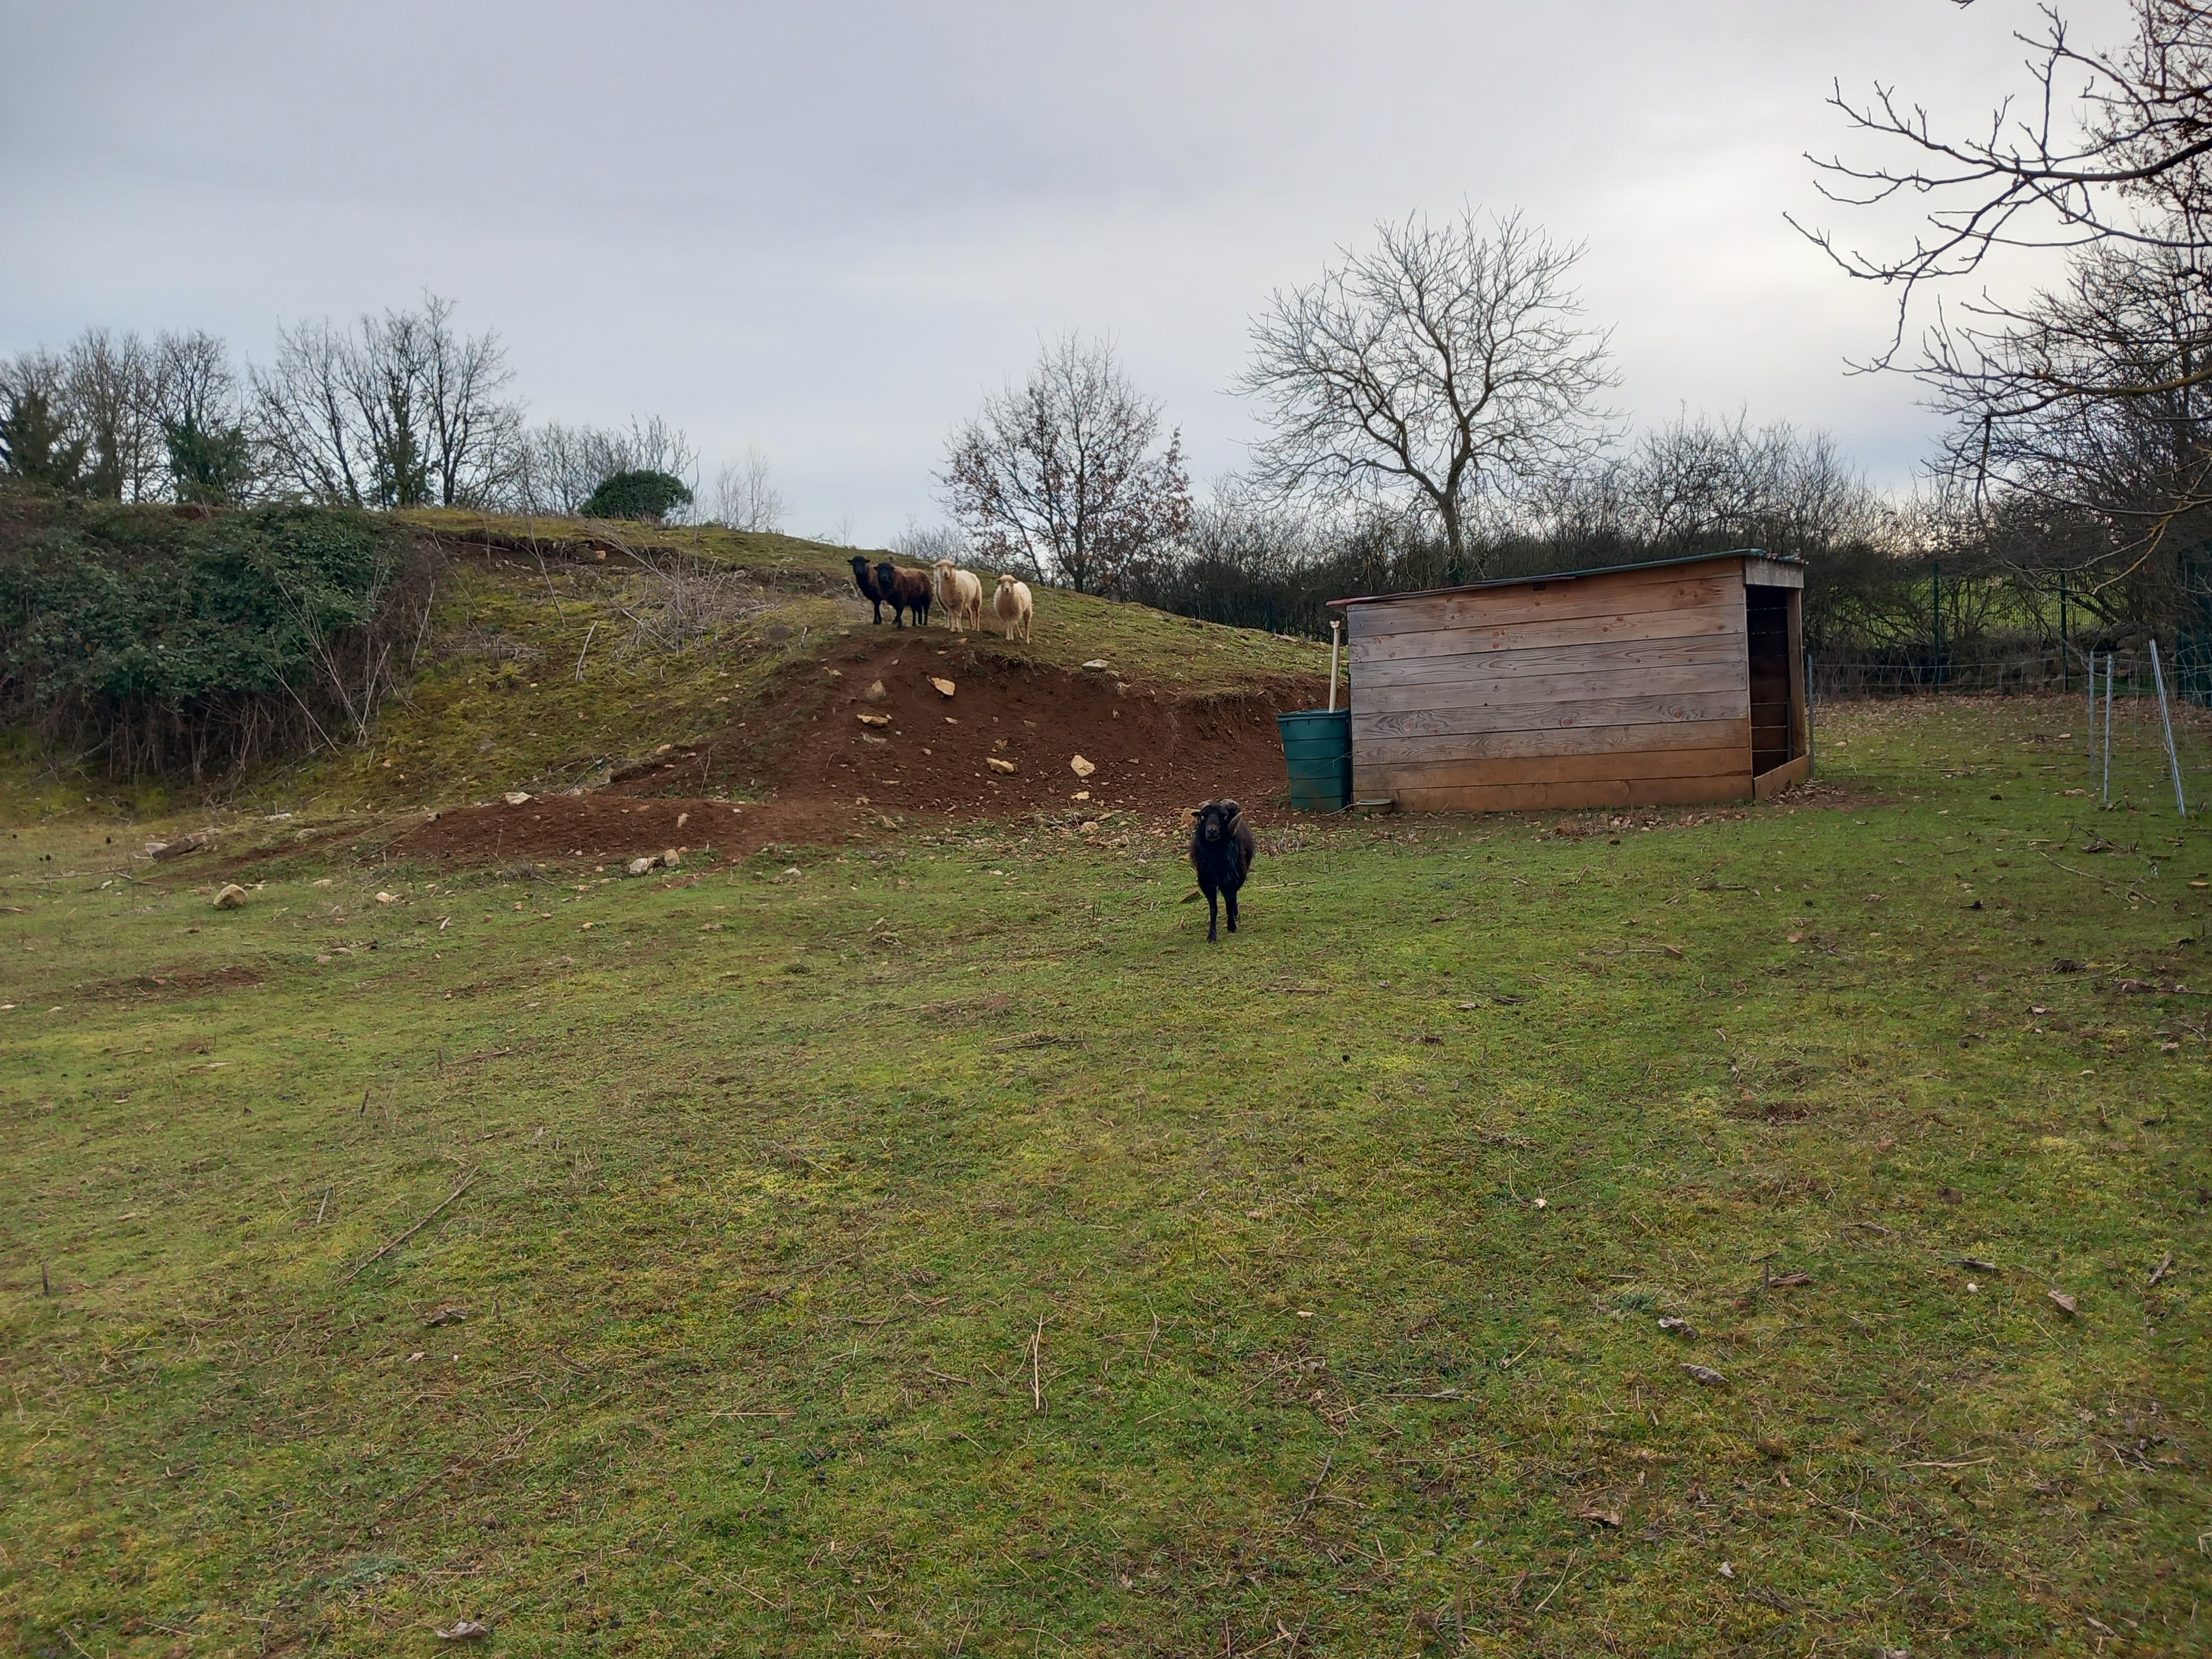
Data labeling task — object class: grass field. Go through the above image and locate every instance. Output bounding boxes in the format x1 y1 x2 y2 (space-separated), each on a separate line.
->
2 694 2209 1657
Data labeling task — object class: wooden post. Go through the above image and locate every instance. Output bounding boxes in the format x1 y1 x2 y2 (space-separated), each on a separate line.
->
1786 584 1808 761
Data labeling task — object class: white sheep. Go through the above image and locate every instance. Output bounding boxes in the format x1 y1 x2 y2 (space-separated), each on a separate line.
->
933 560 984 632
993 574 1033 641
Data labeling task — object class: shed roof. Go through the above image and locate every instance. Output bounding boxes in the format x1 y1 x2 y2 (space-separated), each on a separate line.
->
1326 547 1797 609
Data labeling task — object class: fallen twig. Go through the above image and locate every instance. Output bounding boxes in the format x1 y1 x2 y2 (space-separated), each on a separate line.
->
1030 1314 1045 1413
1292 1452 1334 1522
1529 1548 1579 1616
345 1172 477 1281
2149 1251 2175 1288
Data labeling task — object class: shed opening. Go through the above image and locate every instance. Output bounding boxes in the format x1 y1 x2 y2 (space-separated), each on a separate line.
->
1748 584 1794 775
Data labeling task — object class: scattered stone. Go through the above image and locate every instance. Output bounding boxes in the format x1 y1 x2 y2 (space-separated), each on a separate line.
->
860 732 889 746
1657 1316 1695 1336
434 1621 491 1642
858 712 892 727
1081 659 1109 671
503 792 531 806
1680 1363 1729 1387
863 679 888 701
1069 754 1096 778
987 757 1017 774
662 849 681 869
627 857 655 876
210 884 248 909
148 832 208 861
676 812 689 828
2047 1289 2080 1316
1072 790 1090 801
930 677 956 697
375 892 398 904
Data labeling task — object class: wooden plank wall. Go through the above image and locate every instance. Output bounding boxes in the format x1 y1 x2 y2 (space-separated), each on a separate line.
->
1348 559 1753 811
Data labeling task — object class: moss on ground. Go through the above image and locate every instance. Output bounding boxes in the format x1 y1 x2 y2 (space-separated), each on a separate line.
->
1 696 2207 1655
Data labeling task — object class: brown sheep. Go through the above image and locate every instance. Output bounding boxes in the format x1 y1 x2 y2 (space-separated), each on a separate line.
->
872 561 934 628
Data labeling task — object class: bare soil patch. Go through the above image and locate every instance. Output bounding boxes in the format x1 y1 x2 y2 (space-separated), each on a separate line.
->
81 964 265 1000
388 636 1327 868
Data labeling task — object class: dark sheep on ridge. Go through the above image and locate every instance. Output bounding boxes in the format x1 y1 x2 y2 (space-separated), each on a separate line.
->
1189 799 1257 943
873 561 934 628
850 555 886 623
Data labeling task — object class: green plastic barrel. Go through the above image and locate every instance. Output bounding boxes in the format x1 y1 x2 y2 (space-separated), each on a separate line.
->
1277 709 1352 813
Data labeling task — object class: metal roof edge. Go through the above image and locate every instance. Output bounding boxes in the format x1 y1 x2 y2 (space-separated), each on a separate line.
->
1326 547 1791 608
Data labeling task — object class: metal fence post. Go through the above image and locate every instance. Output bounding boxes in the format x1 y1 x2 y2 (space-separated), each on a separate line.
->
1932 561 1944 691
2150 639 2189 817
2103 654 2115 806
2058 571 2069 691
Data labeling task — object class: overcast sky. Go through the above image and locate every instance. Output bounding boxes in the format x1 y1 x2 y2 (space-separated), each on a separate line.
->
0 1 2122 542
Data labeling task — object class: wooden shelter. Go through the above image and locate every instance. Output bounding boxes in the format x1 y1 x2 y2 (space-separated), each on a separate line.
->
1331 550 1809 812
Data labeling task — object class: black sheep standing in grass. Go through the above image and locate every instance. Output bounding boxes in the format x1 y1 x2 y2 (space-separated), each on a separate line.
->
1189 799 1257 942
850 555 885 623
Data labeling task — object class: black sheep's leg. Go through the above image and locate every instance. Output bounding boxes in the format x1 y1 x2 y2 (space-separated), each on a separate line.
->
1225 882 1239 934
1205 883 1220 943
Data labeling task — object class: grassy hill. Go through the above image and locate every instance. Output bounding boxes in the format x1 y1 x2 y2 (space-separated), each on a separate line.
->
288 509 1331 813
0 502 1332 831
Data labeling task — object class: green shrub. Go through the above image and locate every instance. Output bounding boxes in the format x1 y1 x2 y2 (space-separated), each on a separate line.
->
0 495 415 781
581 469 692 523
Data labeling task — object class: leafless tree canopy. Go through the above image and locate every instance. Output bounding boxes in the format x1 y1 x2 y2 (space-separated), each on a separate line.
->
1801 2 2212 353
517 416 697 517
892 517 967 564
1236 208 1617 584
1805 1 2212 603
940 334 1191 596
709 446 786 531
250 294 520 510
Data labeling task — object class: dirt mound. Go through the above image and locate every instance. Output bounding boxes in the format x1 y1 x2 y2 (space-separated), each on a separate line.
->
390 636 1326 867
82 964 264 999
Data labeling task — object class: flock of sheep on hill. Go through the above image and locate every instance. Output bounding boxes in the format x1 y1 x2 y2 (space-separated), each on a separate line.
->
839 553 1251 943
847 556 1032 641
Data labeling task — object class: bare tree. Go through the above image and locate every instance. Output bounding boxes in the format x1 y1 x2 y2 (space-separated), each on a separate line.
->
940 333 1191 596
710 446 786 531
250 294 520 510
1237 208 1616 584
419 294 520 508
1802 0 2212 614
252 317 371 505
60 330 168 500
892 516 966 563
155 330 238 432
1799 0 2212 359
517 416 696 516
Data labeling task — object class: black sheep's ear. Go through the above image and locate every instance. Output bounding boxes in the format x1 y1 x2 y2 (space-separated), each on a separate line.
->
1220 800 1242 822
